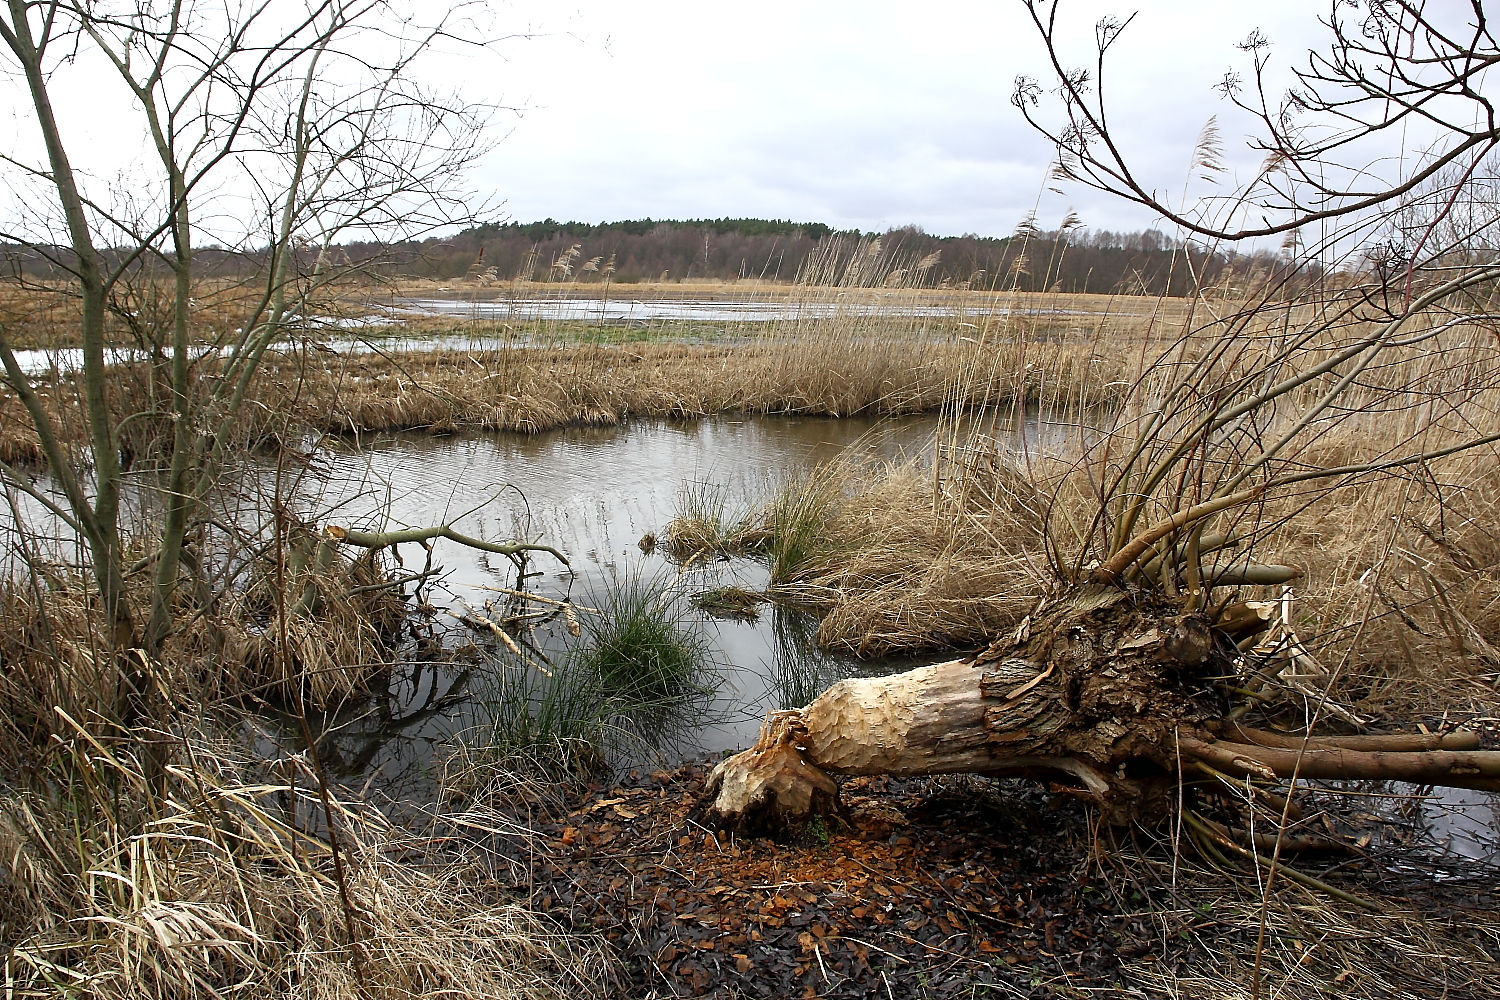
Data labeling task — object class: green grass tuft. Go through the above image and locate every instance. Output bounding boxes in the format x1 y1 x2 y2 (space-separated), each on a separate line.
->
758 464 849 586
574 575 715 704
457 574 720 782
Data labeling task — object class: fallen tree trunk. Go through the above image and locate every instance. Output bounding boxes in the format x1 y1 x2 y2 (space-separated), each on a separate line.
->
705 586 1498 830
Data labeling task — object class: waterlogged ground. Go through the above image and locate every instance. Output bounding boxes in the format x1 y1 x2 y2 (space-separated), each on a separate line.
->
3 394 1491 866
394 293 1116 324
4 289 1133 371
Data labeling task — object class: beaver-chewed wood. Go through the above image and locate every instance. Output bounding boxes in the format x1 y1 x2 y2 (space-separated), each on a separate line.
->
703 587 1496 831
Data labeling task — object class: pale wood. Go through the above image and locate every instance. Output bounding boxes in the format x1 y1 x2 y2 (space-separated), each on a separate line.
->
704 651 1494 830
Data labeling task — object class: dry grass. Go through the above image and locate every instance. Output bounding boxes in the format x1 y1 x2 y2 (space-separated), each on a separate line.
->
1104 841 1500 1000
0 533 407 755
249 329 1128 438
738 435 1066 655
7 259 1500 999
0 727 618 1000
744 286 1500 724
0 275 1169 461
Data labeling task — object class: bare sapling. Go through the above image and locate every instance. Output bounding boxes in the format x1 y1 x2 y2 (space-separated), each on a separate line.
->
0 0 549 717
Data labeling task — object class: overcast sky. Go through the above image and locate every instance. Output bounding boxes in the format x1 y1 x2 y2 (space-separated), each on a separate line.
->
2 1 1423 247
470 0 1326 238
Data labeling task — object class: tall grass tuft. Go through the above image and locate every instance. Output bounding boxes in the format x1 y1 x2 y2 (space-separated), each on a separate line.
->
662 478 750 561
759 462 850 587
570 574 716 706
461 655 611 785
451 574 719 794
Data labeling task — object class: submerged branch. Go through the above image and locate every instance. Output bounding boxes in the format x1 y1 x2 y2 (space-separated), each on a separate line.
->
324 523 569 566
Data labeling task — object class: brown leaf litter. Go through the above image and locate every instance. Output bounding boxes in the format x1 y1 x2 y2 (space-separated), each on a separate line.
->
513 765 1128 998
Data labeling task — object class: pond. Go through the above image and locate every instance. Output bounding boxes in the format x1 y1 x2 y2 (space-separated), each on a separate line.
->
268 413 949 807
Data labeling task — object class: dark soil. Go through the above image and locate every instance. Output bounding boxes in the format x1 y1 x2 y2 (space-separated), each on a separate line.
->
517 763 1140 999
448 718 1500 998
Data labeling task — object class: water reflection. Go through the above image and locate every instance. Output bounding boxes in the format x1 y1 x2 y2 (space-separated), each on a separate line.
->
256 414 944 805
1420 785 1500 865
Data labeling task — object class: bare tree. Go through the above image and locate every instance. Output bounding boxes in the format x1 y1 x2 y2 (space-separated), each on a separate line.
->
0 0 582 758
708 2 1500 839
0 0 550 717
1013 0 1500 242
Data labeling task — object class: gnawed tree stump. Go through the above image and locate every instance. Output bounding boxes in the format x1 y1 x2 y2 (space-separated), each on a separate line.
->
706 586 1499 831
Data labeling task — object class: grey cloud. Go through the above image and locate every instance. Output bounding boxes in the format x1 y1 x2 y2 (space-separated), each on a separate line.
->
476 0 1330 237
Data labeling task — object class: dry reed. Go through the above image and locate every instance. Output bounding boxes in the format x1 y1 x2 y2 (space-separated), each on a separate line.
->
744 442 1061 655
0 727 618 999
0 532 407 751
0 275 1166 462
749 285 1500 722
7 245 1500 999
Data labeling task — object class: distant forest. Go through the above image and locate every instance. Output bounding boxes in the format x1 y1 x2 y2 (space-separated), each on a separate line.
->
5 218 1299 297
367 218 1295 296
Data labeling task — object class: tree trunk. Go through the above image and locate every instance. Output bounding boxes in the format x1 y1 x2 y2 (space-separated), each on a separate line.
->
705 586 1499 831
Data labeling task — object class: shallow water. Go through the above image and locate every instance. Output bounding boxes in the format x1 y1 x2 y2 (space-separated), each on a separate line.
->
1412 785 1500 865
394 294 1109 324
264 414 949 805
6 291 1106 374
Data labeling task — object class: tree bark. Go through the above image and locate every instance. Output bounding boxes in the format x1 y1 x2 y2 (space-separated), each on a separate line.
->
705 586 1497 830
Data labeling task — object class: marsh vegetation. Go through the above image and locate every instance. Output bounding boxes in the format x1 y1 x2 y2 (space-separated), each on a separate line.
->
4 2 1500 999
7 220 1500 998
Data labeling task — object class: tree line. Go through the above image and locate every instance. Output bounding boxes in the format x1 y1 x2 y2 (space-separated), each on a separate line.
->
377 218 1296 295
5 217 1302 297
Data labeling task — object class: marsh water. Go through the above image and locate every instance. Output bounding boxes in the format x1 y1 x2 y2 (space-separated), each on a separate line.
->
6 293 1126 374
269 414 948 807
